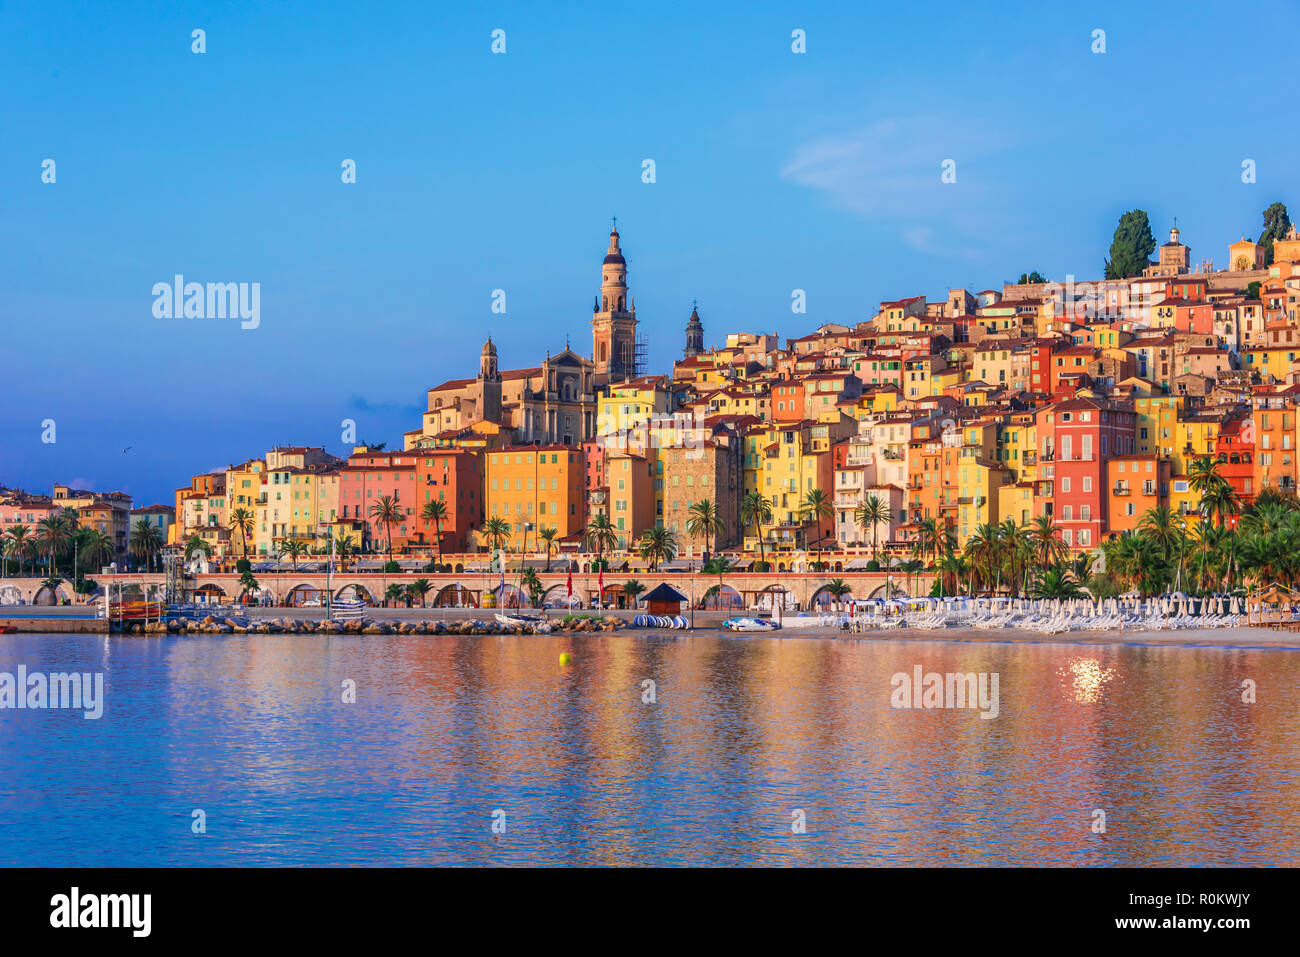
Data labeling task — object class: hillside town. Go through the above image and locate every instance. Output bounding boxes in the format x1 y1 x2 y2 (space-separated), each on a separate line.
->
6 208 1300 600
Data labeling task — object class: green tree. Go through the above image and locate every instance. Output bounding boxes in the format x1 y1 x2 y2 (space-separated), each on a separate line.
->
854 494 893 562
519 568 543 607
799 488 834 565
1029 565 1084 599
130 519 163 572
408 578 433 607
1260 201 1291 266
368 494 403 565
36 516 71 576
637 525 678 572
740 491 774 566
237 570 259 603
276 537 307 570
685 499 724 564
1104 209 1157 279
537 526 559 572
621 579 645 606
78 528 114 574
228 507 255 558
584 513 617 563
421 499 448 567
183 534 213 563
1018 270 1047 284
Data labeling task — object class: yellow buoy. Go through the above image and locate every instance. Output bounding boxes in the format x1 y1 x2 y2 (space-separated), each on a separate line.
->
559 652 572 665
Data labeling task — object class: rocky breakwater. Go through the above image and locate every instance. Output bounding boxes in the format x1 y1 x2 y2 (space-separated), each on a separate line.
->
122 613 629 637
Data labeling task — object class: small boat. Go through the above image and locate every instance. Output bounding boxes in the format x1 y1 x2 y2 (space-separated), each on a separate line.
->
0 624 15 634
724 617 781 632
774 613 837 629
495 612 545 626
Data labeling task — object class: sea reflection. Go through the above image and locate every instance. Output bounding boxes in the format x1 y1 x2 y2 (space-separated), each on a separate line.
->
0 632 1297 866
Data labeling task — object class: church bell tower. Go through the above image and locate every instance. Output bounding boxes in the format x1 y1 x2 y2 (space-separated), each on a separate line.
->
591 221 640 382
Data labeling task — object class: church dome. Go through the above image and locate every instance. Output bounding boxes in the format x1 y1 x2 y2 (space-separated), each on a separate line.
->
481 337 497 357
603 252 626 265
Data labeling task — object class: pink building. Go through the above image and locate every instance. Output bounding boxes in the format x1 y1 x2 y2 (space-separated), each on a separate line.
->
339 451 420 552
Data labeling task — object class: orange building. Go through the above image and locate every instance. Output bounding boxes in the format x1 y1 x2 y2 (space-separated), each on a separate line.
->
484 444 586 550
1105 455 1168 536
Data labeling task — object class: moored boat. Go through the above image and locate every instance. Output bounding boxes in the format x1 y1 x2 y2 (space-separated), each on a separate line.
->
724 617 781 632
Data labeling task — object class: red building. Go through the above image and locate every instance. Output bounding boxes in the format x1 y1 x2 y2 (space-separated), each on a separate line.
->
1214 417 1255 520
1036 397 1137 551
340 450 420 553
414 449 483 554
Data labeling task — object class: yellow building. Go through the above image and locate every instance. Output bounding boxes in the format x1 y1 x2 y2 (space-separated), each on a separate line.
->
596 377 670 439
602 448 657 550
484 444 585 550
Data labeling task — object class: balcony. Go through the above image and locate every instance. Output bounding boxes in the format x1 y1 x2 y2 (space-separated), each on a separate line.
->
1113 486 1130 496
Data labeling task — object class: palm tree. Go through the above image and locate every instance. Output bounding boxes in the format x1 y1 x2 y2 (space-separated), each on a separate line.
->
800 488 834 565
421 499 448 567
384 582 405 607
823 578 851 601
637 525 678 572
621 579 646 608
277 537 307 570
519 567 543 607
78 528 114 574
584 513 617 565
36 516 71 576
482 517 511 555
854 494 893 562
965 523 1002 594
1029 565 1084 599
228 507 255 558
912 517 940 568
1029 515 1069 570
368 494 403 565
685 499 724 565
130 520 163 572
1139 505 1177 562
701 554 732 608
740 491 774 566
333 532 355 571
407 577 433 607
537 526 560 572
183 534 213 562
4 525 33 576
237 570 259 603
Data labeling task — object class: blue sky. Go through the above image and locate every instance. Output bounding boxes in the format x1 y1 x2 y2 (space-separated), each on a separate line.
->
3 0 1297 506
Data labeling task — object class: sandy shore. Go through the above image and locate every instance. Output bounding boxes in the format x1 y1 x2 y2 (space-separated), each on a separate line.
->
744 624 1300 649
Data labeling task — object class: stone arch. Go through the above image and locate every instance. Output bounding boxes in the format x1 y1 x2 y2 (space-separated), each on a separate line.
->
866 582 910 600
334 584 374 605
492 583 527 608
284 584 325 607
833 561 843 572
454 563 464 573
33 582 69 606
434 583 476 608
811 585 852 607
700 583 742 610
194 583 226 604
754 583 794 610
540 583 580 607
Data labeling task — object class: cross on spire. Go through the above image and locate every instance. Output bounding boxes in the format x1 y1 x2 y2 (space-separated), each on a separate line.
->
612 215 618 231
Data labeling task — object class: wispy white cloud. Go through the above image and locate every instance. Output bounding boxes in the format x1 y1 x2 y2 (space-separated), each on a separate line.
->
780 114 1017 258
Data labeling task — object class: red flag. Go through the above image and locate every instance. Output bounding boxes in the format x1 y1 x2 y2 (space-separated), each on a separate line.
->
566 569 573 596
598 569 604 599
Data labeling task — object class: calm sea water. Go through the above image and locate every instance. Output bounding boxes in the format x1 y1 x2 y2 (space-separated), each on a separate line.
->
1 631 1297 866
